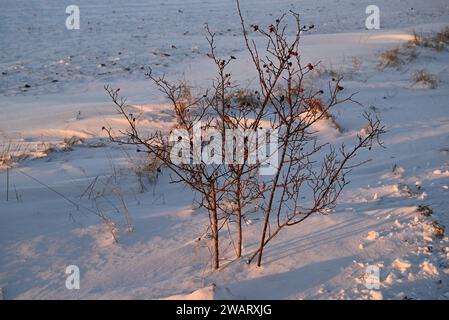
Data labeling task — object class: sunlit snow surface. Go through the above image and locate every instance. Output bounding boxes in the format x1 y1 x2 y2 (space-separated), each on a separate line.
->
1 0 449 300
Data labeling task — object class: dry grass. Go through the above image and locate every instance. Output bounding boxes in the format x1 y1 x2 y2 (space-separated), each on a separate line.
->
417 205 433 217
119 146 162 193
378 48 403 69
314 59 360 80
350 57 363 75
130 154 162 190
304 97 328 117
174 81 193 127
303 97 343 132
413 70 437 89
379 26 449 70
431 221 445 239
316 66 341 79
407 27 449 51
63 136 84 150
433 26 449 47
230 88 259 108
0 140 29 169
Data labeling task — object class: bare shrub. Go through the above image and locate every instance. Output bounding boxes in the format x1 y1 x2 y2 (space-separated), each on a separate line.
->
105 0 384 269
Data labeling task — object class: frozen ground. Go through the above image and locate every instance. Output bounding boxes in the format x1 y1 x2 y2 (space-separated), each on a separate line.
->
2 0 449 96
1 0 449 299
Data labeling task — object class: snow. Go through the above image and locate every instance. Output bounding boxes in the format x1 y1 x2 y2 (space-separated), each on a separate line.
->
366 231 380 241
420 261 439 276
392 258 412 273
165 286 216 300
370 290 383 300
1 0 449 300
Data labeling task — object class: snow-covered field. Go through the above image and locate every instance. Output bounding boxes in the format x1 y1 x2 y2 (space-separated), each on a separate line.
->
1 0 449 300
